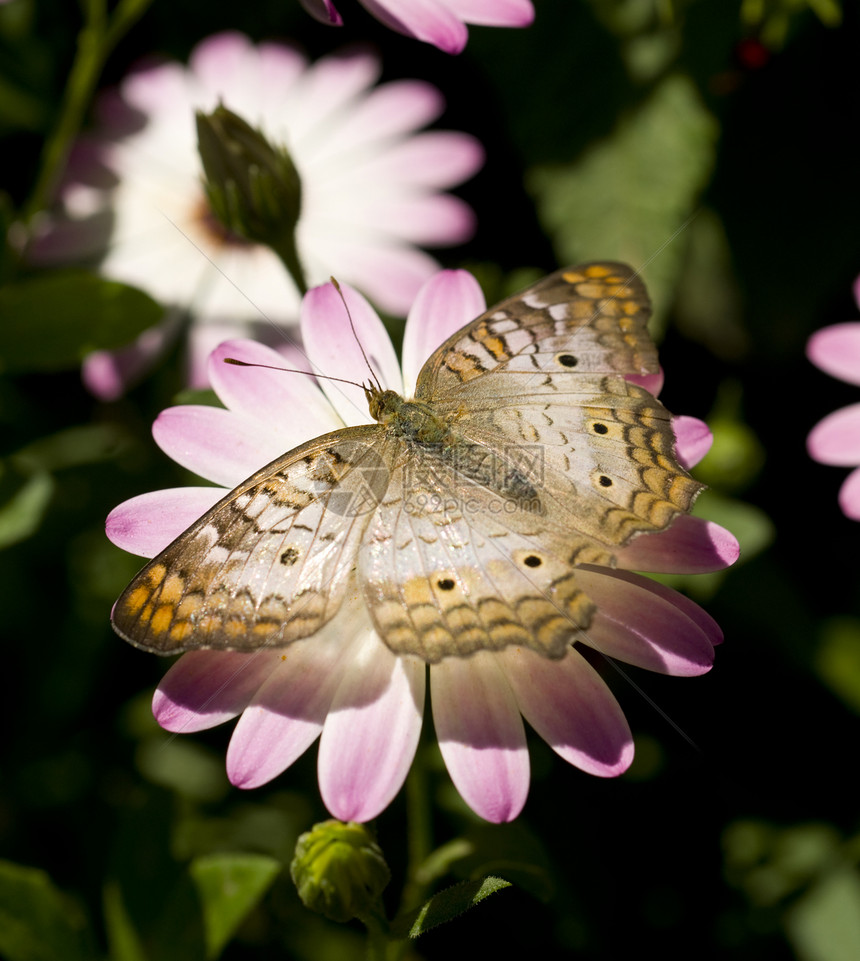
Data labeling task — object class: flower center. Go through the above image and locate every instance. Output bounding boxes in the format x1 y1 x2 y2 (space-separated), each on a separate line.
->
191 193 252 249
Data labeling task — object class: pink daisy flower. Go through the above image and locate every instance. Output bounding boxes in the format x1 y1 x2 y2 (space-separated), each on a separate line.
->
32 32 483 398
299 0 535 54
107 269 738 824
807 284 860 519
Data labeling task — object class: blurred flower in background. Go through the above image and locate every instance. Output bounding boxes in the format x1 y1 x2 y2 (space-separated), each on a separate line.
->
31 31 483 398
298 0 535 54
807 276 860 518
107 269 738 824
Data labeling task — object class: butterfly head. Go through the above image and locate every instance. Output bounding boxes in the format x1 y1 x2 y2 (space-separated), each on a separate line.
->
365 384 402 424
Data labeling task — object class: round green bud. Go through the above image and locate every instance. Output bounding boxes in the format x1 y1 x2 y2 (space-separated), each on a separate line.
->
290 820 390 924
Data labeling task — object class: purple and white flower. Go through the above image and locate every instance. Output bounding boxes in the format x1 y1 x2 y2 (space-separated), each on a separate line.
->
299 0 534 54
33 32 483 398
108 269 738 823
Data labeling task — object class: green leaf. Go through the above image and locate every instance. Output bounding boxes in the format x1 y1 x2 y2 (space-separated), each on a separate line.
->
0 459 54 549
693 383 766 492
0 859 95 961
15 423 133 472
815 618 860 714
135 737 230 803
189 854 281 960
439 822 555 902
103 881 148 961
0 271 162 373
787 867 860 961
527 74 718 334
392 877 511 940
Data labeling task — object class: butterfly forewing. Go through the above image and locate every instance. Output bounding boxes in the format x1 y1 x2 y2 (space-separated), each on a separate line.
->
112 428 391 654
413 261 703 551
415 262 658 402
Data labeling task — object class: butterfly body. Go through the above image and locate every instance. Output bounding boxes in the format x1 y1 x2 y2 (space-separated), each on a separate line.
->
113 262 703 662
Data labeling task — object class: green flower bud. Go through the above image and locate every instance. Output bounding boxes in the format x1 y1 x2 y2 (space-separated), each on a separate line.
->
290 820 390 924
196 105 307 292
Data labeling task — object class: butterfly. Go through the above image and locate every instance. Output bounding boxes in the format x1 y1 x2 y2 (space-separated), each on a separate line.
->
112 262 703 662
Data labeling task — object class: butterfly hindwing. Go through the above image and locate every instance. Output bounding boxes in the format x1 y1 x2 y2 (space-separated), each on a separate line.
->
357 445 609 661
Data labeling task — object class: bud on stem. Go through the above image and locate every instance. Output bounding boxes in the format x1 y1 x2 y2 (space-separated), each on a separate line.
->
290 820 391 925
196 105 307 293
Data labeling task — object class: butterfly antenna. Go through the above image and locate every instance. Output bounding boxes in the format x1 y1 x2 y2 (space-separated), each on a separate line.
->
331 277 383 394
223 357 365 390
156 211 377 422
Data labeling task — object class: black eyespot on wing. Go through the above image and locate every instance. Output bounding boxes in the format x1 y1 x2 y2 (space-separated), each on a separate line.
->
592 422 609 435
556 353 578 368
598 475 613 487
280 546 300 565
437 578 456 591
523 555 542 568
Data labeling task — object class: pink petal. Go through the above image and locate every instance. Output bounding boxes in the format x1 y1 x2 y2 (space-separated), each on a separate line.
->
576 568 718 676
431 653 529 823
301 282 402 425
286 49 381 139
674 415 713 469
298 0 343 24
120 61 191 116
188 32 258 93
359 132 484 189
153 650 277 732
318 642 425 822
611 569 725 648
208 339 342 437
807 323 860 386
360 0 469 54
401 269 486 396
615 515 739 574
369 195 476 246
226 636 345 789
106 487 224 557
627 370 664 396
315 81 445 158
438 0 534 26
256 40 310 93
807 403 860 465
186 323 253 391
152 405 290 488
500 646 633 777
322 243 440 317
839 467 860 520
82 321 177 401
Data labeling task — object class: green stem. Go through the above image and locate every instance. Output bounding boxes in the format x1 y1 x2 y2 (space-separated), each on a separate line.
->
272 229 309 297
21 0 153 228
396 743 434 923
363 914 392 961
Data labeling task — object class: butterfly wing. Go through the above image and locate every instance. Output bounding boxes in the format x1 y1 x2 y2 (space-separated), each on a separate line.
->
358 444 608 661
414 262 702 548
112 427 391 654
416 262 660 399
